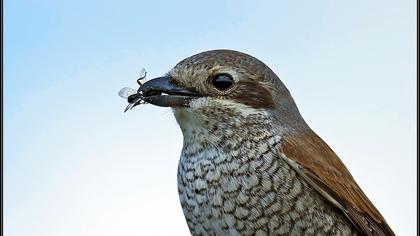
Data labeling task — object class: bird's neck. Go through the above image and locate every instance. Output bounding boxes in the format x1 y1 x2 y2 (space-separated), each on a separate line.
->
173 105 288 157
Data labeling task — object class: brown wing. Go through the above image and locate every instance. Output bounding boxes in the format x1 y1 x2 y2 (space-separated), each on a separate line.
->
280 129 395 236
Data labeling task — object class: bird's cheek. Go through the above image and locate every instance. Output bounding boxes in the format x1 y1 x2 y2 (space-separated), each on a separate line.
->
229 81 275 109
187 97 214 109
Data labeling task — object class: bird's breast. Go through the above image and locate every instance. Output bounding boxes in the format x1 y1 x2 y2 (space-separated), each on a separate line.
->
177 134 283 235
176 133 358 236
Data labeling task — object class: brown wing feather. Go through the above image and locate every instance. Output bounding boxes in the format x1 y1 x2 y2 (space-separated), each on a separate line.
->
280 129 395 236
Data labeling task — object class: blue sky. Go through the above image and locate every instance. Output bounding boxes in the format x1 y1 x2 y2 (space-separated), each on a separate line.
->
4 0 416 235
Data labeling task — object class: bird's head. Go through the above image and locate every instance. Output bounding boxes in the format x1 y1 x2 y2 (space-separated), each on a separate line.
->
139 50 306 138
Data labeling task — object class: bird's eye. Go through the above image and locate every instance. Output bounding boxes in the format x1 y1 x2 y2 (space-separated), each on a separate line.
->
212 73 234 91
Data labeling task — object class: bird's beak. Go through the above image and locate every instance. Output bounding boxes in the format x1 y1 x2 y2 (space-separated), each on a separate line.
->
137 75 201 107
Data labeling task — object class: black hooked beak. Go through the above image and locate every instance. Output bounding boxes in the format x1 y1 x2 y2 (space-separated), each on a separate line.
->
134 75 201 107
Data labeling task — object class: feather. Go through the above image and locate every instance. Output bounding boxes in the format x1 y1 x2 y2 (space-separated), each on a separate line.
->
280 129 395 236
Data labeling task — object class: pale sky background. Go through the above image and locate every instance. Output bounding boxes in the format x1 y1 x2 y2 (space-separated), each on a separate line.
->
4 0 417 235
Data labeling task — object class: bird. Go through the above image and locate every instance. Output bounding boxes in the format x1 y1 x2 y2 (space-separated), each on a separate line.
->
132 49 395 235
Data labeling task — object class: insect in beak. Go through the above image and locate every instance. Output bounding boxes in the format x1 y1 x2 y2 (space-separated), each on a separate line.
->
118 68 148 112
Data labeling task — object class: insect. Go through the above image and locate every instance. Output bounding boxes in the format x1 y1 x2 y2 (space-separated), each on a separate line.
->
118 68 148 112
136 68 147 87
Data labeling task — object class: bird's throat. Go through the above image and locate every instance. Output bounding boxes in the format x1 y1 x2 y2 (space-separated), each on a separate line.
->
172 102 278 150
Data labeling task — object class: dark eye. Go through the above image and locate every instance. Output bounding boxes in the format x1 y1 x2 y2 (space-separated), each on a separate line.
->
212 73 234 91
